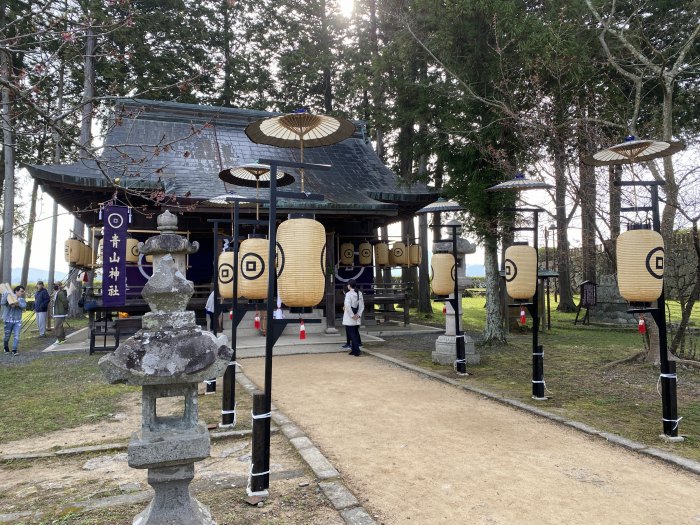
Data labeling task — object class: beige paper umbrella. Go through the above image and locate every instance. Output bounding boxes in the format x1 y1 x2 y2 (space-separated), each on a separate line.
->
581 136 685 167
415 197 465 214
218 163 294 221
244 111 355 192
486 172 553 192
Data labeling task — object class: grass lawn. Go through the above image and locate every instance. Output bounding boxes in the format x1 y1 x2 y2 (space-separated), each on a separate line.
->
0 312 249 445
4 295 700 464
401 292 700 461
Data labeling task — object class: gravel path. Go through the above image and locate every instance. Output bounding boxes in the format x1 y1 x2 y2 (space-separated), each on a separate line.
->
242 352 700 525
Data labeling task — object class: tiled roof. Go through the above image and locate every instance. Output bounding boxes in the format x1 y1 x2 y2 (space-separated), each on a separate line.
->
28 99 437 216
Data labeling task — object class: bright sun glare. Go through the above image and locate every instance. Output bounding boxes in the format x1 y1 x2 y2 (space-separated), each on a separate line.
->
340 0 354 18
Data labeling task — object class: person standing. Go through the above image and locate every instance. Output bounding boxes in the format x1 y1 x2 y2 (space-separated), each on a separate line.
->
2 286 27 356
34 281 50 337
342 279 364 356
53 283 68 344
205 290 218 333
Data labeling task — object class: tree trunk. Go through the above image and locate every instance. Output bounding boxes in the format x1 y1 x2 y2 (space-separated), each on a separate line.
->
20 179 39 287
579 143 597 283
670 221 700 355
49 55 65 293
380 225 394 310
80 23 96 155
483 233 506 344
368 0 384 160
608 164 621 253
319 0 333 113
69 13 96 315
660 80 678 241
48 201 58 290
402 219 418 302
221 0 233 107
553 136 576 311
417 213 431 313
68 219 84 317
1 46 15 284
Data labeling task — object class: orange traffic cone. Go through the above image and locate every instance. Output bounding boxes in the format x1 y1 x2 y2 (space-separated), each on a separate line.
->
299 319 306 340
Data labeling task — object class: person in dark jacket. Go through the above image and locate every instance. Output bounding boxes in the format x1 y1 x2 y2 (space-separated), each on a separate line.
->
52 283 69 344
34 281 50 337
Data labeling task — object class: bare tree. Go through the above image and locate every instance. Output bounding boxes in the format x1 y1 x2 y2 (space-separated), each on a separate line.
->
585 0 700 240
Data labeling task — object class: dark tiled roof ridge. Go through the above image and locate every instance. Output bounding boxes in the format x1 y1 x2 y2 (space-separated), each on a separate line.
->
115 98 366 131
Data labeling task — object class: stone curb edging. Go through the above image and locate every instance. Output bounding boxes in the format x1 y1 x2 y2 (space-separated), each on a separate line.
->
235 371 379 525
363 349 700 477
41 326 89 352
0 429 257 463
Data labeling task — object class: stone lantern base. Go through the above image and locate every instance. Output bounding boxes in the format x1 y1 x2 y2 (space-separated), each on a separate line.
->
433 334 479 365
133 464 214 525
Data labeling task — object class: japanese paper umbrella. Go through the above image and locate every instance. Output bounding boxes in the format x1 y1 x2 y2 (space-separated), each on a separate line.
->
244 110 355 192
218 163 295 221
581 136 685 167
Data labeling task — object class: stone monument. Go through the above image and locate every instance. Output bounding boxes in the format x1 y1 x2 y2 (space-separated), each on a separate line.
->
432 236 480 366
100 211 232 525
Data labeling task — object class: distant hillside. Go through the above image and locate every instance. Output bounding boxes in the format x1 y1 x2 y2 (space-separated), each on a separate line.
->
10 268 68 284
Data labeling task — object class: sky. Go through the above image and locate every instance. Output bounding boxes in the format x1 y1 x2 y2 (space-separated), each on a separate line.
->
11 169 72 275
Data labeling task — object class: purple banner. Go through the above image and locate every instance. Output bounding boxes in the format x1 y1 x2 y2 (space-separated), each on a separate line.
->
102 206 129 307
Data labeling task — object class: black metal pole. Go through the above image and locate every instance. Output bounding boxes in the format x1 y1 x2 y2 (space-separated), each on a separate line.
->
251 164 277 494
528 210 547 400
451 224 467 375
206 223 219 394
545 229 551 331
250 391 269 491
221 202 240 426
531 211 544 399
212 223 219 335
650 185 679 437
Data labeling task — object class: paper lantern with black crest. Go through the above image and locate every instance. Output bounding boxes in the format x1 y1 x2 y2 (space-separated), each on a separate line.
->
358 242 373 266
79 242 92 267
391 242 409 266
276 214 326 307
65 239 83 266
340 242 355 266
126 238 139 264
239 235 269 300
617 224 664 304
409 244 422 266
431 253 455 296
374 242 389 267
218 251 241 300
504 243 537 300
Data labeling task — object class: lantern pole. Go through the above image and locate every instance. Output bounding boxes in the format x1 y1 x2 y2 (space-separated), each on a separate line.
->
221 201 240 427
248 158 330 495
450 222 467 375
616 180 679 439
508 207 546 400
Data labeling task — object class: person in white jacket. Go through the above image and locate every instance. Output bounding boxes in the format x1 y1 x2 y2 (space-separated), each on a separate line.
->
342 279 364 356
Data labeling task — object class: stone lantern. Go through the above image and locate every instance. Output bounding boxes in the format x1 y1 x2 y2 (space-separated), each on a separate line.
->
431 233 478 366
99 210 232 525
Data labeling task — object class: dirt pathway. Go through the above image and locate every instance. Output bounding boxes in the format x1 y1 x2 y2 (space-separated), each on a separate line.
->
242 353 700 525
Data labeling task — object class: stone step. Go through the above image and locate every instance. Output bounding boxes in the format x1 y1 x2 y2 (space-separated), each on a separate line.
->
221 309 327 336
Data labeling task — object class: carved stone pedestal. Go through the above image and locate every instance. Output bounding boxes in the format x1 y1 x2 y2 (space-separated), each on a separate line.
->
133 464 215 525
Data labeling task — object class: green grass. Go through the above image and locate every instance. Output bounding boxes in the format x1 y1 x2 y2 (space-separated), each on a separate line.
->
0 352 136 443
401 292 700 461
